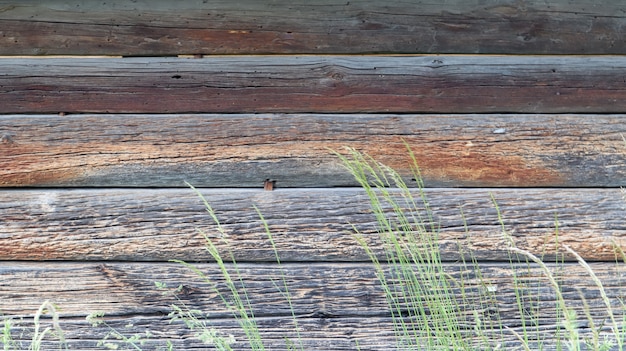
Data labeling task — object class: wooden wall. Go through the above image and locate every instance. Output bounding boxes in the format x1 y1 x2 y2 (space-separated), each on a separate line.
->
2 1 626 349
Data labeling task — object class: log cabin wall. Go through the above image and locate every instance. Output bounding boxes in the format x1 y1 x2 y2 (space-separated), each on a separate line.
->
1 1 626 349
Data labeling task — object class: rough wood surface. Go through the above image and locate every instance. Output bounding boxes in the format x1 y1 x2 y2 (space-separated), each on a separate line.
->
2 113 625 188
7 315 614 351
2 261 625 350
2 56 626 114
6 315 624 351
1 0 624 55
2 188 625 262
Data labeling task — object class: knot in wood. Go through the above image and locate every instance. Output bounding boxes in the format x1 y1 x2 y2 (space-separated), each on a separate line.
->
1 133 15 144
329 72 344 80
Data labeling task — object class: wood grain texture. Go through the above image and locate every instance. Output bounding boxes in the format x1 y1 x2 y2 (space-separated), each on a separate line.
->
7 315 612 351
1 0 624 55
2 188 625 262
2 56 626 114
2 113 625 187
2 261 625 350
6 315 624 351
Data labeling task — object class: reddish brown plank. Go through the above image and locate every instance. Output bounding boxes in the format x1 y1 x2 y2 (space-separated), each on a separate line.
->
1 113 625 187
2 188 625 262
2 56 626 114
1 1 624 55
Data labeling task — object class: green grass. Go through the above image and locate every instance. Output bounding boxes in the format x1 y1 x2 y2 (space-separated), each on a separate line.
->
336 144 626 351
168 182 304 351
1 301 66 351
3 147 626 350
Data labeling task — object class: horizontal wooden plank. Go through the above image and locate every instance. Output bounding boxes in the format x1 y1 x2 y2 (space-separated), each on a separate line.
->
6 315 623 350
2 56 626 114
2 188 625 262
2 113 625 187
2 261 625 350
1 1 624 55
1 315 396 351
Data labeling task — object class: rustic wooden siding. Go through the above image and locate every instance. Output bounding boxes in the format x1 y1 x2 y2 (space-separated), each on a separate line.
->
2 113 626 188
2 1 626 350
2 261 624 350
2 56 626 114
2 188 625 262
2 0 626 56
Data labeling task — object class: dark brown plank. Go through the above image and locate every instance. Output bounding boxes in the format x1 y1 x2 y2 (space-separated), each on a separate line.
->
2 188 625 262
2 261 625 350
2 113 625 187
1 1 624 55
2 56 626 114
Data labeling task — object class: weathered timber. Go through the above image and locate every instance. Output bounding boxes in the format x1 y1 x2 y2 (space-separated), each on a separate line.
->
2 113 626 187
1 0 625 55
2 315 397 351
2 56 626 114
5 315 623 351
1 261 625 350
2 188 625 262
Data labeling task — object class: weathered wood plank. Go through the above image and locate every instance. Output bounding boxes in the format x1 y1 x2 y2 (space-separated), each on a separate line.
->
6 315 622 350
2 188 625 262
2 56 626 114
1 1 624 55
2 315 396 351
2 113 625 188
2 262 625 350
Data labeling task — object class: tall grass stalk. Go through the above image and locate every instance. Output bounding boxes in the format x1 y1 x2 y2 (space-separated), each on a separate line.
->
336 145 478 350
171 183 303 351
564 245 624 351
337 145 626 351
173 183 263 350
508 247 581 351
1 301 66 351
492 193 552 350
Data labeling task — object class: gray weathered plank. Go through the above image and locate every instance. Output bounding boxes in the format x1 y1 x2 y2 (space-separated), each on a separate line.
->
1 261 625 350
2 188 625 262
1 0 624 55
2 56 626 114
6 315 622 350
2 113 626 188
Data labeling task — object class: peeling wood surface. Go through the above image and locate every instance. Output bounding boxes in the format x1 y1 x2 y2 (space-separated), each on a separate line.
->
2 261 625 350
1 0 625 55
2 113 626 188
2 188 625 262
2 56 626 114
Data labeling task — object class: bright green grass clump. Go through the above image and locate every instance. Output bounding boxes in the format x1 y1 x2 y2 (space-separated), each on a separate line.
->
336 144 626 351
337 145 483 350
